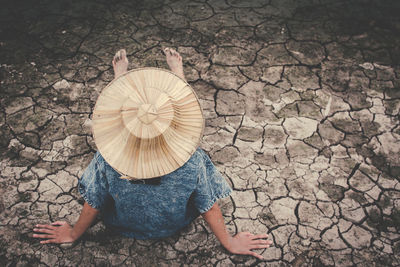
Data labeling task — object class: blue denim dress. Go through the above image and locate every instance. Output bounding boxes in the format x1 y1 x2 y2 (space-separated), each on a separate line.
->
78 148 232 239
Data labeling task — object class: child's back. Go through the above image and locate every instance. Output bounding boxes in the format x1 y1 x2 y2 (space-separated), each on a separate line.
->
79 148 232 239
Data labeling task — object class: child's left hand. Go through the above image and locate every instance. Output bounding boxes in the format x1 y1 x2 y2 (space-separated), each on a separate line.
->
33 221 76 244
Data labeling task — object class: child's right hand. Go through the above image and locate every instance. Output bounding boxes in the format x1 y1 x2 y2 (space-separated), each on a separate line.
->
226 232 272 260
33 221 77 244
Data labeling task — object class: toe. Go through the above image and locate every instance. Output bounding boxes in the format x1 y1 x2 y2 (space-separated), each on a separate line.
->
170 48 178 56
120 49 127 59
114 49 126 62
114 51 121 62
173 50 181 59
164 47 172 55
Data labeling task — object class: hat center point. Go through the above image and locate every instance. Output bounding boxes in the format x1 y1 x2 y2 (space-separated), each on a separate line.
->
137 103 158 124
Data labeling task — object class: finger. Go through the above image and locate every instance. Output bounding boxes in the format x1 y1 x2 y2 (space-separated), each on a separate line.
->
33 228 54 234
249 251 264 260
250 244 270 250
251 233 269 239
51 221 66 226
251 239 271 245
33 228 55 234
33 233 55 239
35 224 57 230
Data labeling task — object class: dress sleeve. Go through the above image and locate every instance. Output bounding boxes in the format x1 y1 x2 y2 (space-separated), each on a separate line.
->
193 150 232 213
78 152 110 210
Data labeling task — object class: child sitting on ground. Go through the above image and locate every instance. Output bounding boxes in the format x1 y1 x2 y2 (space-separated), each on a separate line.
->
33 48 272 260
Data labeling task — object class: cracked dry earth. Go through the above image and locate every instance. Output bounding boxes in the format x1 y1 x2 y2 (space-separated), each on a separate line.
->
1 0 400 266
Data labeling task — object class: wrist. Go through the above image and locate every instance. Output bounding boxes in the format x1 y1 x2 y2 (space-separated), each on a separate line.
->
70 228 80 241
221 235 235 252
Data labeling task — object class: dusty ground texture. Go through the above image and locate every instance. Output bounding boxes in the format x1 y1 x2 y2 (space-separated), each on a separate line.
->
1 0 400 266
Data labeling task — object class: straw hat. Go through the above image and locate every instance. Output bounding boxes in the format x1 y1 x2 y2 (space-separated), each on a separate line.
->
92 67 204 179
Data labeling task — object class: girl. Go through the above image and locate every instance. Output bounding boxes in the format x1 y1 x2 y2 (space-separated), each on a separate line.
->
33 48 272 260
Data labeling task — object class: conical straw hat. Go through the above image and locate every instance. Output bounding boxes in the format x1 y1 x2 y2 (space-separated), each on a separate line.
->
92 67 204 179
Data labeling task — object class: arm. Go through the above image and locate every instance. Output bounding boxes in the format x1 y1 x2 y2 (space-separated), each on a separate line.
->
33 202 99 244
201 202 272 260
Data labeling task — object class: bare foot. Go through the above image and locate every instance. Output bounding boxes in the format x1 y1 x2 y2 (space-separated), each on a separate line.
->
164 48 185 80
112 49 129 78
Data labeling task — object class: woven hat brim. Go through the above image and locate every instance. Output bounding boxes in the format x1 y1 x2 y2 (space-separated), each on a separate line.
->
92 68 204 179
